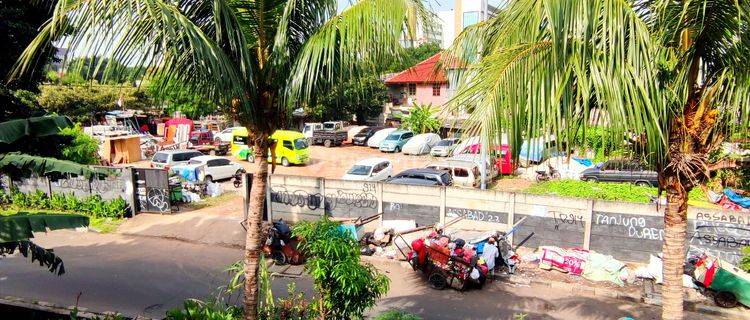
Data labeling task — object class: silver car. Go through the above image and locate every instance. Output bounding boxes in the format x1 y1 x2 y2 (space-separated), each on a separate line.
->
430 138 460 157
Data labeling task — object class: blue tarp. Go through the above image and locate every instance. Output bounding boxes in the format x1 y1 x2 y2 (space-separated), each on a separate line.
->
725 188 750 208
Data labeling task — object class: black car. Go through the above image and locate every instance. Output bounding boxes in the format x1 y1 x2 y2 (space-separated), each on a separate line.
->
386 168 453 186
580 160 658 187
352 126 383 146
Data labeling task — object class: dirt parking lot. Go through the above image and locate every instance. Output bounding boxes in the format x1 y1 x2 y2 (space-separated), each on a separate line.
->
123 144 531 191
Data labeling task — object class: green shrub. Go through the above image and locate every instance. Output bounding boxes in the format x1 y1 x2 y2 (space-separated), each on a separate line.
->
27 190 50 209
59 123 101 165
49 193 67 211
0 189 11 205
373 310 423 320
741 246 750 273
64 193 81 211
524 180 657 203
12 191 30 208
165 299 242 320
294 218 389 319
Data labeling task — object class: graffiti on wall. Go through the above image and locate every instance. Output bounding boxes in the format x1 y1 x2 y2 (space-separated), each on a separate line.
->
688 212 750 265
270 183 378 212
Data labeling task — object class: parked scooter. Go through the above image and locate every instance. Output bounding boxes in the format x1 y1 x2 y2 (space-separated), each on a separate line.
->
262 219 304 265
535 164 561 182
233 172 243 188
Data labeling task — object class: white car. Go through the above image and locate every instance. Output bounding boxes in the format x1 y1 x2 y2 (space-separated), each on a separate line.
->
430 138 461 157
367 128 397 148
172 155 245 182
402 133 441 155
341 158 393 181
216 126 245 143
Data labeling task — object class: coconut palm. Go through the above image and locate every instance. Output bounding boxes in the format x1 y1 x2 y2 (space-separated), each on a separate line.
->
11 1 426 318
445 0 749 319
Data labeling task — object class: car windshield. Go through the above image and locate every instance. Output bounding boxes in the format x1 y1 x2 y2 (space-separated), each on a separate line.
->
385 133 401 141
324 123 336 130
347 165 371 175
294 138 308 149
152 153 168 163
436 140 454 146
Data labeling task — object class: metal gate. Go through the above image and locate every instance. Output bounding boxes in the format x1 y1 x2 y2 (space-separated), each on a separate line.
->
134 168 171 214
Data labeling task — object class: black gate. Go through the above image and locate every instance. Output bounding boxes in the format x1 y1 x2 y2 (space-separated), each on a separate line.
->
134 168 171 214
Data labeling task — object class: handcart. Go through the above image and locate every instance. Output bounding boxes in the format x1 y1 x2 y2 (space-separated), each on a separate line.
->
692 255 750 308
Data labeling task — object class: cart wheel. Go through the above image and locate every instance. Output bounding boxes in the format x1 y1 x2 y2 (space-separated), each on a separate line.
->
428 273 447 290
714 291 738 308
271 251 287 265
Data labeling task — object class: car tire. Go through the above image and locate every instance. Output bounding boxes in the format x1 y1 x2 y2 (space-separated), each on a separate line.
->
635 181 651 187
204 175 213 183
324 140 332 148
395 147 401 153
246 154 255 163
586 177 598 183
281 157 290 167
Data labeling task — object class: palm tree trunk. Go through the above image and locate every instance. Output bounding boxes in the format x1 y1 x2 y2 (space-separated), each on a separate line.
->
244 143 269 320
661 175 688 320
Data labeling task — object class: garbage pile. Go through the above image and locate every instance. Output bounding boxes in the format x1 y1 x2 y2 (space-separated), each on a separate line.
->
707 188 750 212
523 246 630 286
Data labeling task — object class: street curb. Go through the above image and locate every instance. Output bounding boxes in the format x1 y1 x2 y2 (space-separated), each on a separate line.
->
0 295 155 320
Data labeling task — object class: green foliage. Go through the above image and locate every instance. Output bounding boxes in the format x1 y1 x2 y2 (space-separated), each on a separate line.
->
64 56 144 85
147 75 219 119
294 218 389 319
741 247 750 273
524 180 657 203
386 42 441 72
37 84 153 123
59 123 101 165
373 310 423 320
311 74 388 124
7 190 126 219
165 299 243 320
399 103 440 134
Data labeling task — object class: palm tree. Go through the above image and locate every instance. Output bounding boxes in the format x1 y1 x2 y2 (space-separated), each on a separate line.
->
445 1 749 319
12 1 427 318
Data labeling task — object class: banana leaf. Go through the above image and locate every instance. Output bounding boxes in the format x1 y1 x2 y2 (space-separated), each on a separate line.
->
0 116 72 144
0 153 102 178
0 212 89 242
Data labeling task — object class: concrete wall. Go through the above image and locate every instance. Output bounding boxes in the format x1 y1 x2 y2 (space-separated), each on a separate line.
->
267 174 750 265
2 168 137 215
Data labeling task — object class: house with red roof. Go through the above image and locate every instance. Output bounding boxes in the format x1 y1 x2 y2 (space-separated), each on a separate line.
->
383 53 449 122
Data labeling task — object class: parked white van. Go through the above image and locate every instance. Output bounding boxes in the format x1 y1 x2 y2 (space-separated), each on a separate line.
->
425 160 481 188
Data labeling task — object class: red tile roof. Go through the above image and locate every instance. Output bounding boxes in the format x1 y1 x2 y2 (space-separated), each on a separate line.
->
385 53 447 84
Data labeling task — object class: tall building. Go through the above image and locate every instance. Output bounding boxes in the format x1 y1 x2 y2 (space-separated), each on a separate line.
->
439 0 501 48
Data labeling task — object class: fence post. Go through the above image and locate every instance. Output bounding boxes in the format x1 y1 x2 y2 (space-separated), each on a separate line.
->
123 168 138 216
439 187 446 224
265 174 273 222
377 181 384 228
508 192 516 245
319 177 326 217
583 199 594 250
44 177 52 196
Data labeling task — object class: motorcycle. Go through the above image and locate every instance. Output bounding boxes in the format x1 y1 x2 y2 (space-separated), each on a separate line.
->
232 170 246 188
535 164 561 182
262 219 304 265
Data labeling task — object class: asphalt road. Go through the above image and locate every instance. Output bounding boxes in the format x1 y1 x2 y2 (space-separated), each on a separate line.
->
0 230 719 320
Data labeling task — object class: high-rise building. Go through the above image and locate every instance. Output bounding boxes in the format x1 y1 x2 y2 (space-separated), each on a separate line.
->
439 0 502 48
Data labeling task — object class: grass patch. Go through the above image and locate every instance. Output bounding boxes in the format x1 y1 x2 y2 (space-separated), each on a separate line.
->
524 180 657 203
182 191 239 210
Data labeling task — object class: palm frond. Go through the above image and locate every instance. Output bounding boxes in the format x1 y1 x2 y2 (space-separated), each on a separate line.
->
287 0 428 108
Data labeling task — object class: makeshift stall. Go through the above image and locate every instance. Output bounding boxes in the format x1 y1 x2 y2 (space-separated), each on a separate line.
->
164 118 194 145
100 135 142 164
